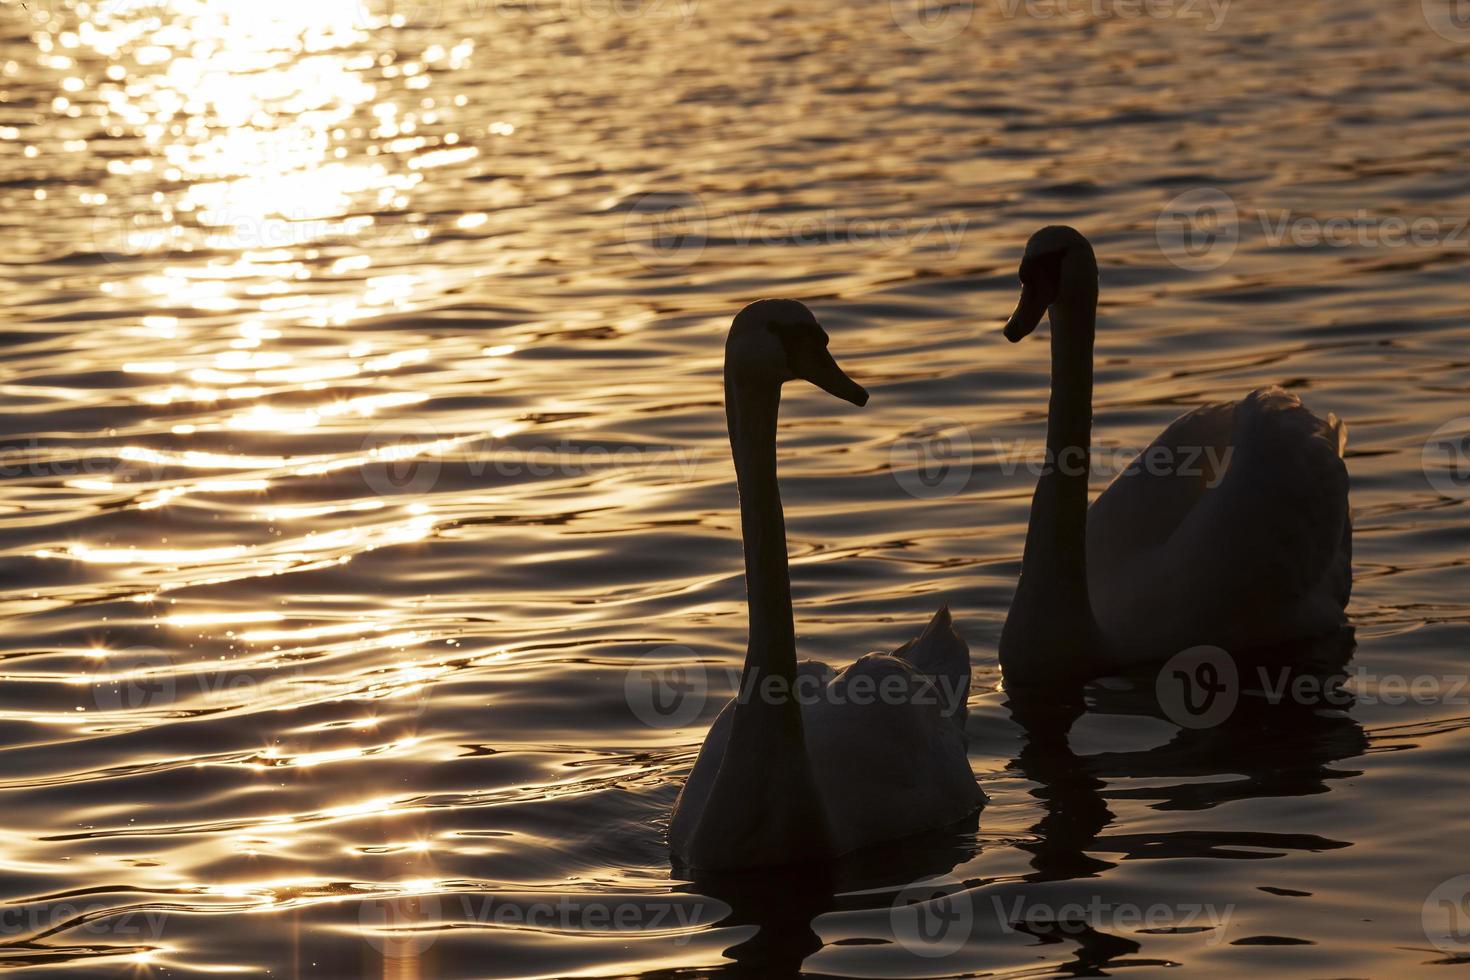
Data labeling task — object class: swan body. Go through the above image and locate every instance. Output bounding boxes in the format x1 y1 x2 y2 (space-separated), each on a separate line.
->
671 606 980 862
669 299 982 871
997 227 1351 683
1087 387 1351 666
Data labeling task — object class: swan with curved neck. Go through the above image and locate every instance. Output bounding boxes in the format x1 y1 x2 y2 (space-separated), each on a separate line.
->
998 227 1351 685
670 299 983 872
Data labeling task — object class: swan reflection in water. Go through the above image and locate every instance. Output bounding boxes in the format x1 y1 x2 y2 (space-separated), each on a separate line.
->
665 630 1364 977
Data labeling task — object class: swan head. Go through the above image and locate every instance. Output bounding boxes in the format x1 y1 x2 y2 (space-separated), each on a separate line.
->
726 299 869 406
1003 225 1098 342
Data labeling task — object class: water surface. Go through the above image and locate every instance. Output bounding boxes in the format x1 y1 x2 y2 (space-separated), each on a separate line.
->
2 0 1470 975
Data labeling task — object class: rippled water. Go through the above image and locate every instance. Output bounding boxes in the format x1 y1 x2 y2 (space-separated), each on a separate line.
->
3 0 1470 975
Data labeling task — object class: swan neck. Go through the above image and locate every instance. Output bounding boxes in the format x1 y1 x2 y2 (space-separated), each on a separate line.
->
1031 295 1095 590
1001 274 1101 683
725 374 800 710
1045 300 1095 466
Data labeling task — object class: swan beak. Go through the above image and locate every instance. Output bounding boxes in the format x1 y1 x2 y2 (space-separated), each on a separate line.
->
1003 283 1049 342
796 345 869 407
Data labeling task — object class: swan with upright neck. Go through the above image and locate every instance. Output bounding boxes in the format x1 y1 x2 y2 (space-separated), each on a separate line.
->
998 227 1351 685
669 299 983 872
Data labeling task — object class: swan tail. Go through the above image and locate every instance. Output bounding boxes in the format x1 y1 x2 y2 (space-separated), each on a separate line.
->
1324 411 1353 609
1328 411 1348 459
892 606 971 718
1225 387 1352 616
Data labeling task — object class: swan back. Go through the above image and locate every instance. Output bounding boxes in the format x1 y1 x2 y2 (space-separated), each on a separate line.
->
1087 386 1351 662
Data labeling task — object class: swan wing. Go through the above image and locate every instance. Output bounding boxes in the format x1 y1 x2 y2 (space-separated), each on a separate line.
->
1088 387 1350 661
803 649 982 854
890 605 971 718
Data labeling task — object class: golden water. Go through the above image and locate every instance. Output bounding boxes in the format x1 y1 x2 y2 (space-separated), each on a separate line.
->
2 0 1469 975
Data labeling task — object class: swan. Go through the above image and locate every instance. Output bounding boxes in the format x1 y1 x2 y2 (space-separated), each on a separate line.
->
997 226 1352 685
669 299 984 872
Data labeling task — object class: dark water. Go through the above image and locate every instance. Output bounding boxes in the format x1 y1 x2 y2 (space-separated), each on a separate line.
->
2 0 1470 975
